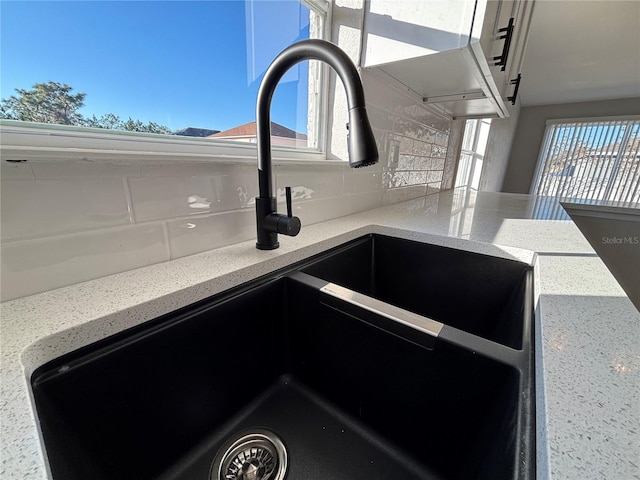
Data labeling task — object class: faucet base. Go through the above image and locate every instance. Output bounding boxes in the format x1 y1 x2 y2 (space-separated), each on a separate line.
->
256 197 280 250
256 242 280 250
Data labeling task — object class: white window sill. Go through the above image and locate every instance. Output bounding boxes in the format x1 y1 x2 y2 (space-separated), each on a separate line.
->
0 120 342 166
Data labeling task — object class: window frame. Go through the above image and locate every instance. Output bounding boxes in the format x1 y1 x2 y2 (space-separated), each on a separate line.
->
0 0 334 165
454 118 491 189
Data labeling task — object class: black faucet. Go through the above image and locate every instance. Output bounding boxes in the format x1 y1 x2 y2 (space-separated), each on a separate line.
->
255 39 379 250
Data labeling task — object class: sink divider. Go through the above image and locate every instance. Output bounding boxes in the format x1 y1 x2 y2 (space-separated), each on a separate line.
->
289 271 443 350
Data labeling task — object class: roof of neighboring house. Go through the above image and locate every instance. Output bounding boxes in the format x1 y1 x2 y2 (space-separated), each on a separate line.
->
209 121 307 140
174 127 220 137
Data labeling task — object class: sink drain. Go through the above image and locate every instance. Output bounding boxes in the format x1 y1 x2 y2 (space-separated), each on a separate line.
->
211 429 287 480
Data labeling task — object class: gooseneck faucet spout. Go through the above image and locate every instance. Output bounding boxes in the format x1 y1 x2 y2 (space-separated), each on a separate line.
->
255 39 379 250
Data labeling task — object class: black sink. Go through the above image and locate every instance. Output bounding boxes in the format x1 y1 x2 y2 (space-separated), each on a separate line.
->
302 234 530 349
31 234 535 480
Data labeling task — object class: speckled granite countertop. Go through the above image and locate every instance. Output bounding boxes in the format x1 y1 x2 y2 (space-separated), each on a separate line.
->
2 190 638 479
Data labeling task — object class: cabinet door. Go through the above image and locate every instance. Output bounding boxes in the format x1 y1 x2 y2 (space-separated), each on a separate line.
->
477 1 516 94
494 0 534 104
506 0 534 83
362 0 476 67
488 1 517 65
478 0 502 60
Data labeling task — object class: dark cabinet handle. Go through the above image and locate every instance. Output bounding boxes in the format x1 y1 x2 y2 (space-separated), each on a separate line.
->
493 17 515 71
507 74 522 105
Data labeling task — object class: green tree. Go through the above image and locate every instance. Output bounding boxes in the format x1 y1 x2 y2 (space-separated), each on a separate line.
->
120 117 172 135
0 81 85 125
1 81 173 134
83 113 122 130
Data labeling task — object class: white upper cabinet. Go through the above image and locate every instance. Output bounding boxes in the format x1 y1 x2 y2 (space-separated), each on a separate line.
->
362 1 477 66
361 0 534 118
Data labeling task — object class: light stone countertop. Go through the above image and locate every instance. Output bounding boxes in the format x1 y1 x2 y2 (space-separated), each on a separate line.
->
1 189 639 479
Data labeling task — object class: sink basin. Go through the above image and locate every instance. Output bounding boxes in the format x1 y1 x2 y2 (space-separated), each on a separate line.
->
302 234 530 349
30 234 535 480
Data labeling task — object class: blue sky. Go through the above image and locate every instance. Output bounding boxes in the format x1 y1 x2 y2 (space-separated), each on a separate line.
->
0 0 311 132
552 122 634 152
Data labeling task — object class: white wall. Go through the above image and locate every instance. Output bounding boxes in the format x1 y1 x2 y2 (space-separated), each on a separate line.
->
478 99 521 192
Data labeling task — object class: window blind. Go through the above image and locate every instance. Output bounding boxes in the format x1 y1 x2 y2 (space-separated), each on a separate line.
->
532 117 640 206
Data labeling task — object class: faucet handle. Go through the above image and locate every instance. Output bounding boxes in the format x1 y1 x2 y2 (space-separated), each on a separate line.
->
260 186 301 239
281 186 301 236
286 186 294 217
276 186 300 236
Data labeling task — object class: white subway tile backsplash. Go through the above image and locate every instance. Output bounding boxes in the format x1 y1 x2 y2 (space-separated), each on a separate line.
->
128 176 216 221
289 196 351 226
275 165 345 201
427 183 443 195
432 145 447 158
1 178 130 241
435 131 449 146
1 223 168 301
412 157 432 170
392 171 429 187
30 160 142 178
414 142 432 157
384 169 427 189
384 185 428 204
397 154 416 170
348 191 384 214
367 105 395 132
399 135 414 153
344 169 383 194
1 160 35 179
140 162 238 177
167 210 255 259
128 172 259 223
216 173 259 210
426 170 444 183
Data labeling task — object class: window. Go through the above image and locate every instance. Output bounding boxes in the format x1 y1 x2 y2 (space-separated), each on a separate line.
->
448 118 491 236
0 0 329 155
532 117 640 205
455 118 491 189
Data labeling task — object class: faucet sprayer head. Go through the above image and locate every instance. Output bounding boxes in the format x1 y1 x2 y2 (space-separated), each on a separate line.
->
347 106 379 168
